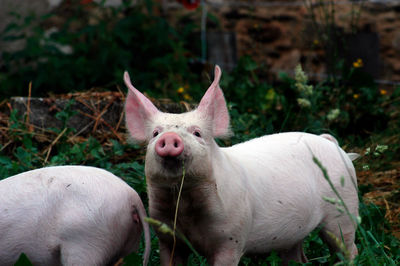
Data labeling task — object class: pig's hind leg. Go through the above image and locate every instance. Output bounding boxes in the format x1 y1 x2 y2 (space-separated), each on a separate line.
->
278 241 308 265
319 217 358 260
159 241 189 266
60 242 115 266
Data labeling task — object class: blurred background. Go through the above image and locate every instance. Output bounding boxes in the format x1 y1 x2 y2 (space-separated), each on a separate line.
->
0 0 399 264
1 0 399 136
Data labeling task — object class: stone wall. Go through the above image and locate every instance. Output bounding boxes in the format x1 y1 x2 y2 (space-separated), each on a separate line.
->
1 0 400 84
163 0 400 84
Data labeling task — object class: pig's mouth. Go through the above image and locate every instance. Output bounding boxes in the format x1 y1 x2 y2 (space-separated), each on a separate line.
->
159 155 187 170
156 151 192 176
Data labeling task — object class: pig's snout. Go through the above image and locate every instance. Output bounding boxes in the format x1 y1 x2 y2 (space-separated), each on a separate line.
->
155 132 184 157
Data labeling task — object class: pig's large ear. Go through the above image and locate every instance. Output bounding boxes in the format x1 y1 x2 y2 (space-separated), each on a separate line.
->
124 71 159 142
197 65 230 137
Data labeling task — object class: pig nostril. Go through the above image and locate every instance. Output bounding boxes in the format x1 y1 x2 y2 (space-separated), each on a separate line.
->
156 132 184 157
159 140 165 148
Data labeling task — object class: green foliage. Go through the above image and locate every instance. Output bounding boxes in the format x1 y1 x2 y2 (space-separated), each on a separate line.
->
217 57 395 147
0 0 201 100
187 253 208 265
0 105 147 195
1 0 395 141
0 1 399 265
354 202 400 265
122 252 142 265
14 253 33 266
1 77 399 266
55 99 78 129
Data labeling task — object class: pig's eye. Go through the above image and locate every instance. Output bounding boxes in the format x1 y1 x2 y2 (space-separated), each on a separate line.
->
193 131 201 138
153 130 159 138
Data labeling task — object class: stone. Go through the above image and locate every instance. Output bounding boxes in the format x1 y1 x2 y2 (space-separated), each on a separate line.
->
270 49 301 74
10 94 191 133
207 31 237 72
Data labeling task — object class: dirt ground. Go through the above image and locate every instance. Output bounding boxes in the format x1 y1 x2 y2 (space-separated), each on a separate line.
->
1 91 399 240
358 166 400 238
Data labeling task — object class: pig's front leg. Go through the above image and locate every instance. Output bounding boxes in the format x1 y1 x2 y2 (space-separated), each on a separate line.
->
209 245 242 266
278 241 308 265
159 241 187 266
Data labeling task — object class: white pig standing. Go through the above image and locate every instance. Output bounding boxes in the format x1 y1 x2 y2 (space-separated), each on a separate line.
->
0 166 151 266
124 66 359 265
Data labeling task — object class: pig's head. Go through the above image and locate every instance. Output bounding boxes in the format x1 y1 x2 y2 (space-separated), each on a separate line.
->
124 66 230 186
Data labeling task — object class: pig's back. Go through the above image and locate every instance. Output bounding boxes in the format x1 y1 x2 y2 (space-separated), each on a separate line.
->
225 132 355 187
0 166 135 265
223 132 357 252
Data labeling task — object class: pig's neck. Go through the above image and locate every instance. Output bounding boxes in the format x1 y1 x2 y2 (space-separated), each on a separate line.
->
147 173 220 246
148 141 250 255
211 142 249 207
148 141 244 222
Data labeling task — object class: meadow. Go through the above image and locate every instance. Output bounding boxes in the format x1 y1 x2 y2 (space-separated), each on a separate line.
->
0 1 399 265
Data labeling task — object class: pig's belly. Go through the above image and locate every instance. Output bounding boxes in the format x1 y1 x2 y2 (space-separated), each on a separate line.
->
245 181 323 252
242 168 324 253
244 206 322 253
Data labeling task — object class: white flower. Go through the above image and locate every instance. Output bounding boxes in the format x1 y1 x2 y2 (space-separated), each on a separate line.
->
295 65 313 96
375 145 388 154
295 64 308 84
297 98 311 108
327 109 340 121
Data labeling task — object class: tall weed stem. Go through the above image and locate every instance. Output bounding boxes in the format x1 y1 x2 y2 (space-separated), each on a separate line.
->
169 163 186 266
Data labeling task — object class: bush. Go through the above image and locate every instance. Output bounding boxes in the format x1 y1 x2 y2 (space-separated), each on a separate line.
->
0 0 399 265
0 0 202 100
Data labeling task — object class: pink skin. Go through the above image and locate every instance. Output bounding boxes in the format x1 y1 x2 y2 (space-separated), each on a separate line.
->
155 132 184 157
0 166 151 266
124 66 359 266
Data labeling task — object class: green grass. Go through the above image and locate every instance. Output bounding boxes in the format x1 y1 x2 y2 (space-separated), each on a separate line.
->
0 88 399 265
0 1 399 264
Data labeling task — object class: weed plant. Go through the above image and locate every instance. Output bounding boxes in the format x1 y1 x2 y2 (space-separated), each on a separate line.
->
0 0 399 265
1 72 399 265
0 0 394 140
0 0 203 100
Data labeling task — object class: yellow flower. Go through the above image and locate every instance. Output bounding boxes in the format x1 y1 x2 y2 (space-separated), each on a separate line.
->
353 94 360 99
177 87 184 94
313 39 319 45
380 89 387 95
353 58 363 68
183 94 192 101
